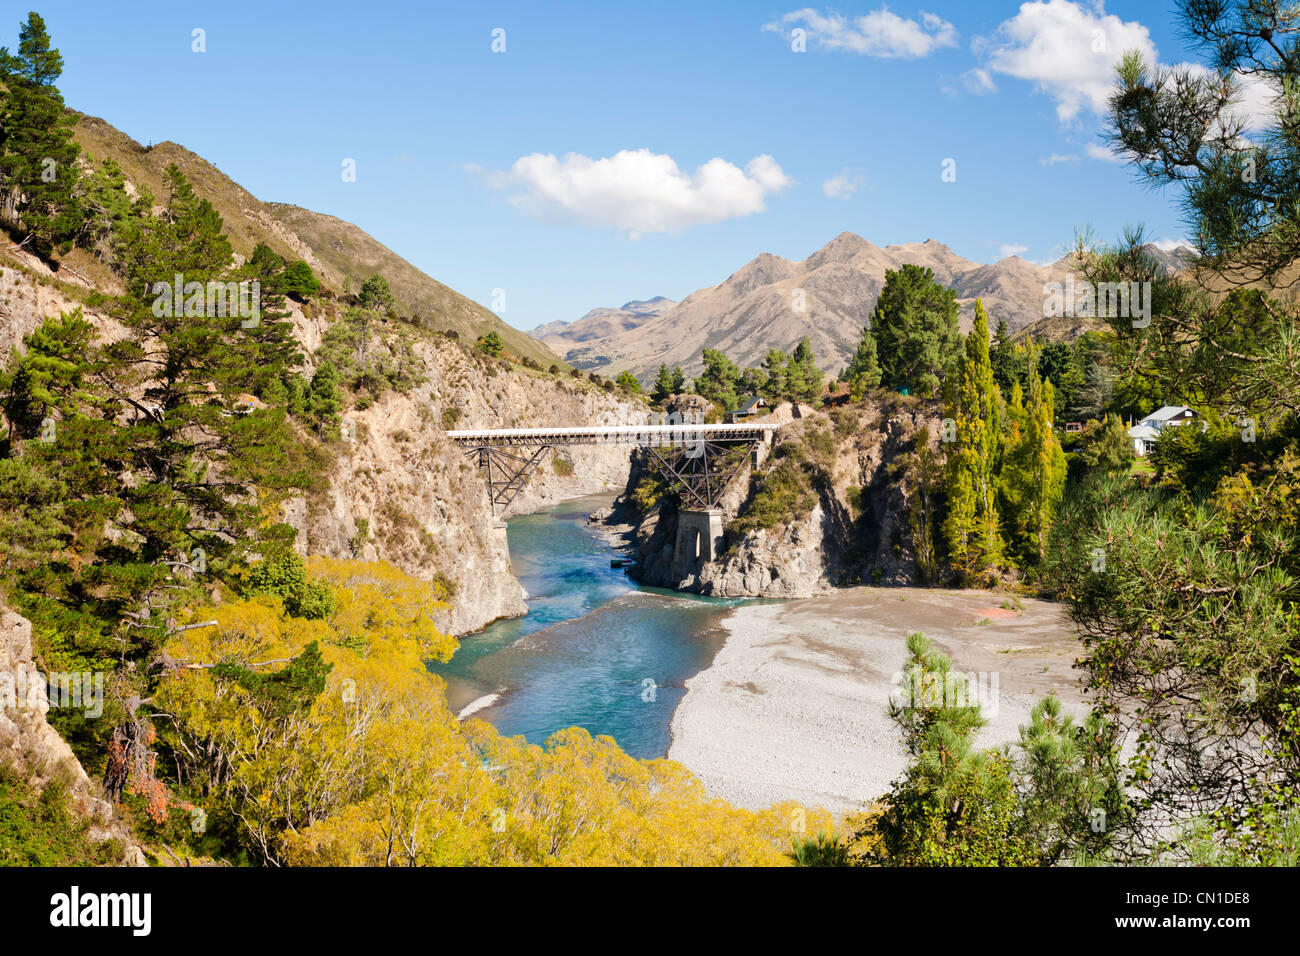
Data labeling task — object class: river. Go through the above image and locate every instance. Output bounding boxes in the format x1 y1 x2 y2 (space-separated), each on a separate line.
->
428 493 748 759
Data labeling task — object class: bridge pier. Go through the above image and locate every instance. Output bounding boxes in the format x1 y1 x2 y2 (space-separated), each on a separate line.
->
673 508 725 577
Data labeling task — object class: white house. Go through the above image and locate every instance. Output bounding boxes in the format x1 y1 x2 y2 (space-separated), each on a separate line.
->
1128 405 1198 456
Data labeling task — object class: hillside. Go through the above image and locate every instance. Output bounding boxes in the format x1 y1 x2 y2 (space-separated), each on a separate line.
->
534 296 675 353
68 112 561 368
554 232 1188 380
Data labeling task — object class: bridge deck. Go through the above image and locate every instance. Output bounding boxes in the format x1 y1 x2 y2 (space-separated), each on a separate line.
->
448 423 780 446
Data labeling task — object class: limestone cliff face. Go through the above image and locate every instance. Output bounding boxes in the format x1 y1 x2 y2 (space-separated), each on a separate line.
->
284 336 639 636
0 609 144 865
613 396 942 598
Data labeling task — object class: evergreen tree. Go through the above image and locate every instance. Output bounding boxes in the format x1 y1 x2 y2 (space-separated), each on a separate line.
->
72 156 131 261
669 365 685 395
990 317 1020 394
695 348 741 412
476 331 504 357
942 300 1002 581
281 261 320 301
0 12 81 254
844 326 882 399
304 361 342 438
788 337 823 404
1002 362 1067 562
760 348 789 403
650 364 676 404
739 365 768 398
870 264 961 397
358 274 394 311
615 370 641 393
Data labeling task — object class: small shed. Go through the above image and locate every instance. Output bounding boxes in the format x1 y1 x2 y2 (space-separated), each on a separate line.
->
726 396 768 423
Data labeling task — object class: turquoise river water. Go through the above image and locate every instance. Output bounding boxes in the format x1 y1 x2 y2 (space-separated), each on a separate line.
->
428 494 748 759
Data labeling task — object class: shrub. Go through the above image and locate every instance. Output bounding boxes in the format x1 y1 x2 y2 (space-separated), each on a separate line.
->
246 551 336 620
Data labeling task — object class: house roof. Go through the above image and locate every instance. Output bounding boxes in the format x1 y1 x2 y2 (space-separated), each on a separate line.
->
1128 424 1160 440
736 396 766 414
1140 405 1195 424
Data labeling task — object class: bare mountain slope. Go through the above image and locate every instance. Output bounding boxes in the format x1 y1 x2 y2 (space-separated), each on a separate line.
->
69 113 561 368
561 233 1076 379
534 296 675 352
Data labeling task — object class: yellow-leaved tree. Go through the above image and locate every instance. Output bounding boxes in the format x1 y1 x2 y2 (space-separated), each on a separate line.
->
154 556 835 865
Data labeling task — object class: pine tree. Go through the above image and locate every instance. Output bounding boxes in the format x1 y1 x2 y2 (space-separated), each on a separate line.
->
72 156 131 260
651 364 675 404
696 348 742 412
0 12 81 254
942 300 1002 581
760 348 789 402
358 274 394 311
844 326 882 399
870 264 961 397
990 317 1020 394
788 338 823 404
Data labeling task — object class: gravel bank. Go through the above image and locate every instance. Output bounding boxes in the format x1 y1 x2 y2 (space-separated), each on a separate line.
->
667 587 1088 813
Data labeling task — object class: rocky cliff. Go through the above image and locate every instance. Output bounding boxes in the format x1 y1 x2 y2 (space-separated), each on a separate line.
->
609 395 942 598
284 332 639 636
1 609 145 865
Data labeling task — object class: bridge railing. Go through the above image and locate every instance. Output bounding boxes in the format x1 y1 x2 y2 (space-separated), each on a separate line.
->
446 423 780 447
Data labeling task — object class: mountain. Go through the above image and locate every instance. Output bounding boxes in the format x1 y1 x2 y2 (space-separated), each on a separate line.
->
556 233 1107 380
534 296 676 353
67 113 562 369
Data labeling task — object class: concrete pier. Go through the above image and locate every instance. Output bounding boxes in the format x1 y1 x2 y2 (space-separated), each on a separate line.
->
674 508 725 577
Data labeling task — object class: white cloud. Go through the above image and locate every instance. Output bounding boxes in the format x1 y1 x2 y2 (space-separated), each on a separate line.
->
977 0 1280 134
942 67 998 96
1041 152 1079 165
822 169 863 199
766 6 958 58
1085 142 1123 162
999 243 1030 258
975 0 1156 123
474 149 792 237
962 67 997 94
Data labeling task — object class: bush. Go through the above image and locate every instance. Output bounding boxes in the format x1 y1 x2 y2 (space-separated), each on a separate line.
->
246 551 336 620
730 454 817 535
0 766 123 866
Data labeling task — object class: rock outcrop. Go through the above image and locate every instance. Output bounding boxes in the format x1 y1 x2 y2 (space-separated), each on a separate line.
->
285 336 639 636
611 396 942 598
1 609 145 865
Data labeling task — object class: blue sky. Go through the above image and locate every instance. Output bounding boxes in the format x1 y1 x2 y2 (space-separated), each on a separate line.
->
26 0 1207 330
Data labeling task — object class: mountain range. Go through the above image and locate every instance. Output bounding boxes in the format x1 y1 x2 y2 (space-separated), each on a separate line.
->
540 232 1190 380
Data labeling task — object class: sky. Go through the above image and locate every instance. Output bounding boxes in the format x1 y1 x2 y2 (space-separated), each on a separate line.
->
22 0 1227 331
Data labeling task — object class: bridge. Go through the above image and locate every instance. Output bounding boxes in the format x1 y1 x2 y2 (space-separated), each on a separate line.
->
447 423 779 513
449 421 779 573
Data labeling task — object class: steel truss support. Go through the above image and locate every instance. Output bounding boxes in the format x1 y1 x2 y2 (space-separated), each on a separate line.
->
645 440 754 510
469 444 551 512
